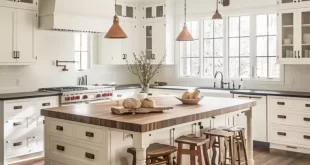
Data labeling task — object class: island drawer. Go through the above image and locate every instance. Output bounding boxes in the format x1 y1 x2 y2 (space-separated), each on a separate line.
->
269 97 293 110
49 120 75 138
49 136 103 165
270 111 310 128
75 125 103 144
4 100 35 119
269 125 310 147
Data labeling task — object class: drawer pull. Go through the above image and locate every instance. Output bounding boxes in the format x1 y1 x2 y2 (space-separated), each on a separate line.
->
286 146 297 149
42 103 51 106
304 135 310 140
56 125 63 131
13 142 22 146
305 104 310 107
13 122 22 126
277 132 286 136
13 106 23 110
277 102 285 105
56 145 65 151
85 152 95 159
86 132 94 137
304 118 310 121
277 115 286 119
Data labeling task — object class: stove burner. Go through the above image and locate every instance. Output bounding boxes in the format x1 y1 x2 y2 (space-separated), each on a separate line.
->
39 87 88 92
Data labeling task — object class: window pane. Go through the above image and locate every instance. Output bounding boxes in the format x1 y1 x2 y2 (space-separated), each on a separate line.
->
214 20 223 38
257 57 268 78
240 37 250 56
269 36 277 56
256 15 267 35
189 21 199 39
180 58 190 76
240 58 250 78
269 57 280 78
75 52 81 70
214 58 224 73
229 17 239 37
204 39 213 57
203 58 213 77
229 58 239 78
81 33 88 51
191 58 200 76
75 33 81 51
257 36 267 56
81 52 88 70
240 16 250 36
191 40 200 57
268 14 277 35
214 39 223 57
204 20 213 38
229 38 239 57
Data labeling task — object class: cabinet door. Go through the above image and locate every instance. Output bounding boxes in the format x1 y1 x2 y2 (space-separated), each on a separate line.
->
152 22 166 64
124 3 136 19
121 22 136 64
155 4 165 19
0 7 16 63
300 8 310 59
16 9 36 63
144 5 154 19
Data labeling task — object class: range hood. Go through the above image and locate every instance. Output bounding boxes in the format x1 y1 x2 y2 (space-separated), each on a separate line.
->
39 0 113 33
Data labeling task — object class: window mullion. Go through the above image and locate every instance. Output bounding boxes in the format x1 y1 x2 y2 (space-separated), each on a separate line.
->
200 20 204 78
251 14 257 79
224 16 229 79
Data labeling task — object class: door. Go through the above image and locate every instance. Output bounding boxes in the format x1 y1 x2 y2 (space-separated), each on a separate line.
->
0 7 16 63
152 22 166 64
16 9 36 63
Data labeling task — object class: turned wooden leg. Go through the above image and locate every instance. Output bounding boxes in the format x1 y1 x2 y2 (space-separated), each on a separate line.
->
245 109 254 165
240 129 248 165
197 146 203 165
229 136 236 165
210 136 217 165
167 154 172 165
133 133 149 165
190 145 195 165
177 143 183 165
202 144 211 165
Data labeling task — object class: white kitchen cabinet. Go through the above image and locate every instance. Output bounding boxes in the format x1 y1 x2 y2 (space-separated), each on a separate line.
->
278 8 310 64
0 0 38 10
234 94 267 142
277 0 310 10
116 2 137 22
142 3 166 22
0 7 36 65
121 22 138 64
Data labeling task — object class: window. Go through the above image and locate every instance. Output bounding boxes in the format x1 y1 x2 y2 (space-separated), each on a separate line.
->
203 19 224 77
228 16 250 78
180 21 200 76
256 14 279 78
74 33 90 71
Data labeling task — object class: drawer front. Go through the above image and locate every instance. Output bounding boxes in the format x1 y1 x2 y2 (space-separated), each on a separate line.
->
295 99 310 112
49 120 74 138
269 126 310 147
75 125 103 144
5 118 28 139
270 111 310 128
269 98 293 110
49 136 102 165
6 138 29 158
5 101 35 119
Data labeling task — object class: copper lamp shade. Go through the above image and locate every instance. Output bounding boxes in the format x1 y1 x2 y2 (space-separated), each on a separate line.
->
105 15 127 39
176 24 194 41
212 10 222 19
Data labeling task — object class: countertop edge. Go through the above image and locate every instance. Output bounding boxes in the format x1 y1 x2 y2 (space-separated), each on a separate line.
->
0 93 61 101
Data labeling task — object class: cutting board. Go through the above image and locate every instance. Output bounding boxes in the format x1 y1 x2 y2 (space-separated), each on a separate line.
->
111 106 173 115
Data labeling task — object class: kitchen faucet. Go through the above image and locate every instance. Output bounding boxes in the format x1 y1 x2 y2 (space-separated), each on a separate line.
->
214 71 228 88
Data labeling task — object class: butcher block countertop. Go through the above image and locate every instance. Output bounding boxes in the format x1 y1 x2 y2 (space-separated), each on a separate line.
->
41 96 256 133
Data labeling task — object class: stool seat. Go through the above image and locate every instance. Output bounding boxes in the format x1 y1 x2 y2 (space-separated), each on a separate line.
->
222 126 244 132
175 134 209 146
204 129 234 137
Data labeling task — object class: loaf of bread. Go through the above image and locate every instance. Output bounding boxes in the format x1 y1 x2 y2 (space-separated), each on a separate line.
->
141 98 156 108
190 89 201 99
182 92 191 99
123 98 142 109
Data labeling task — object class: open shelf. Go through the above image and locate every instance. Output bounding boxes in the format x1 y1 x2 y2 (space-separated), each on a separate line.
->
282 25 294 28
282 44 293 46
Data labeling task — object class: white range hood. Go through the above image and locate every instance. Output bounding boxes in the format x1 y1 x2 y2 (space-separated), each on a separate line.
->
39 0 113 33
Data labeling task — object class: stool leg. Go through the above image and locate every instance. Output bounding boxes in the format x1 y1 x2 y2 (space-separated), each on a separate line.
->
237 141 241 165
240 130 248 165
190 145 195 165
202 144 211 165
197 146 203 165
167 154 172 165
229 136 236 165
177 143 183 165
133 152 137 165
210 136 217 165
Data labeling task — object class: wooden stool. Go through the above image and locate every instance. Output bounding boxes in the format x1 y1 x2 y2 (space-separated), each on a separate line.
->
127 143 177 165
221 126 248 165
175 134 211 165
204 129 235 165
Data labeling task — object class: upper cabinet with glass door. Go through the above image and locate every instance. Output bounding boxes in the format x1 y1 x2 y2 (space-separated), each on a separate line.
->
115 2 137 22
278 0 310 10
0 0 38 10
142 3 166 22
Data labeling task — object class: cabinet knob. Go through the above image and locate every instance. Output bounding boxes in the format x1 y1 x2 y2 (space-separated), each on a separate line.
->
57 145 65 151
86 132 94 137
56 125 63 131
277 115 286 119
42 103 51 106
13 106 23 110
85 152 95 159
304 135 310 140
277 102 285 105
13 142 22 146
277 132 286 136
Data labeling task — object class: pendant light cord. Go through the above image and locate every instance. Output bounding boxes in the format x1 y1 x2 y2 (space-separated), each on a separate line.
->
115 0 116 14
184 0 187 26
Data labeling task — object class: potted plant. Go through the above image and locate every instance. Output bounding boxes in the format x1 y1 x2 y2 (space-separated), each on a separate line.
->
127 51 166 94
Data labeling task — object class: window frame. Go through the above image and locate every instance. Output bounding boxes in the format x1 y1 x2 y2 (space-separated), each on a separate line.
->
74 33 91 71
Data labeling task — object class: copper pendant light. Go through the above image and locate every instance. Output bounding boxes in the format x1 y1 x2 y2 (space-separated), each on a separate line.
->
212 0 222 20
176 0 193 41
105 0 127 39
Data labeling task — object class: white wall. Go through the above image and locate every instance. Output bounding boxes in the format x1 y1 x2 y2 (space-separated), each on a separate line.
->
0 30 138 93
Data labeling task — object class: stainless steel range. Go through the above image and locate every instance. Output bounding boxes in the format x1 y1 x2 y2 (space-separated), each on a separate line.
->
39 86 115 105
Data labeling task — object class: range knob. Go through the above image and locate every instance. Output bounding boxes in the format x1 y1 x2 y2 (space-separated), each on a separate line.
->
71 96 75 100
83 95 88 99
96 94 101 98
109 93 113 96
75 96 80 100
65 97 70 101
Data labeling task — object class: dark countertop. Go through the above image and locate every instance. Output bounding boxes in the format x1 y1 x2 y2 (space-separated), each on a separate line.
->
230 90 310 98
112 84 231 91
0 91 61 101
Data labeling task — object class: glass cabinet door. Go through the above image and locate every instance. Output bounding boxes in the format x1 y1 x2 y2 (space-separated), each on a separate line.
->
116 4 123 17
126 6 134 18
156 6 164 18
145 7 153 19
301 11 310 58
145 26 153 59
281 12 295 59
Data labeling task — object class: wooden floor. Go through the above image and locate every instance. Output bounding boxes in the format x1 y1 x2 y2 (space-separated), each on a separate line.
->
25 148 310 165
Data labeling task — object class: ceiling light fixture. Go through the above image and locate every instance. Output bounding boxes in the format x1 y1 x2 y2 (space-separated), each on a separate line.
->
212 0 223 20
176 0 194 41
105 0 127 39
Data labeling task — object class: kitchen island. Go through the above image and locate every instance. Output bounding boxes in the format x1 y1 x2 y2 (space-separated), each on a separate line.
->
41 96 256 165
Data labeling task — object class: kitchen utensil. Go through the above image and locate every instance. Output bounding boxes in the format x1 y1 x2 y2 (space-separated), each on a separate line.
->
175 96 204 105
303 33 310 44
283 38 292 45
